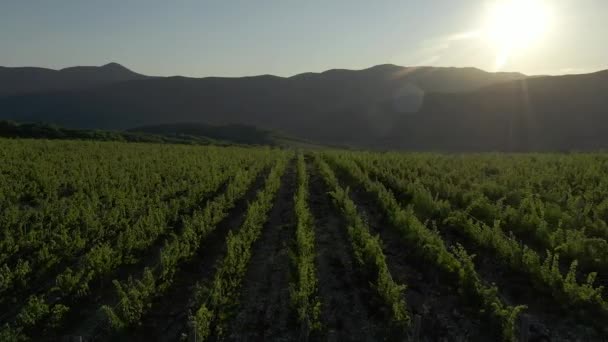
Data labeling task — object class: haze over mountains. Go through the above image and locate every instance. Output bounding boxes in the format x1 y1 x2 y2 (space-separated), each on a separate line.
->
0 62 607 151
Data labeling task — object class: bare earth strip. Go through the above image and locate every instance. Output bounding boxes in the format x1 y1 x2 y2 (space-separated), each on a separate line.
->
307 159 387 341
227 160 299 341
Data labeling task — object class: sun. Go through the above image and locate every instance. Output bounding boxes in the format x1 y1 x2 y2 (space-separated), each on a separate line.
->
483 0 553 69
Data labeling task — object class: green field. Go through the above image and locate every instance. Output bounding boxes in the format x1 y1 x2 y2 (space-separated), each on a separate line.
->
1 138 607 341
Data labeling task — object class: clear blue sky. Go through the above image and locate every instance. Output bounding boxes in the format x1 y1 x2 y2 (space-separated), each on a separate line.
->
1 0 606 77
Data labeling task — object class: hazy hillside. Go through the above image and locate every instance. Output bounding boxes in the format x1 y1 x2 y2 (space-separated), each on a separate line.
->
386 70 608 151
0 63 149 97
0 63 525 148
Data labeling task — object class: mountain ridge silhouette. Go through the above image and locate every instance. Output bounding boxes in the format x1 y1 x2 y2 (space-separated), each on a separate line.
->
1 62 607 151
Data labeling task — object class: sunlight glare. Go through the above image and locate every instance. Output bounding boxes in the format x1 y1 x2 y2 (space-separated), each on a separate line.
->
483 0 553 69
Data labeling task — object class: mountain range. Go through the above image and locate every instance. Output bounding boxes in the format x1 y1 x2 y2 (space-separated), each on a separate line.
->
0 63 150 97
0 62 606 151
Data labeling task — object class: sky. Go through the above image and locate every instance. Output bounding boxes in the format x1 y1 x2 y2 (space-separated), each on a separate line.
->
1 0 607 77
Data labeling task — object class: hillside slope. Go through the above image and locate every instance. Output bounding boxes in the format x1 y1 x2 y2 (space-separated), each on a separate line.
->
386 70 608 151
0 64 525 147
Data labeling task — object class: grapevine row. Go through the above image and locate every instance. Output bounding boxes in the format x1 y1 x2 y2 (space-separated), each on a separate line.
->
352 153 608 328
357 154 608 271
100 154 280 333
313 155 411 329
323 152 525 341
289 154 321 335
189 153 291 340
1 150 276 340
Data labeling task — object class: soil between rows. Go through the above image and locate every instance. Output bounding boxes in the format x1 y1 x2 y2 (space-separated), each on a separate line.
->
307 158 390 341
226 158 299 341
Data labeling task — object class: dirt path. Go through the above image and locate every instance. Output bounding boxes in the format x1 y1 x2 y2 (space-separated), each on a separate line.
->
307 159 387 341
226 159 298 341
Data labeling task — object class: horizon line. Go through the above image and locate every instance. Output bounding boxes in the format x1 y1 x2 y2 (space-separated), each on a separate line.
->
2 62 607 79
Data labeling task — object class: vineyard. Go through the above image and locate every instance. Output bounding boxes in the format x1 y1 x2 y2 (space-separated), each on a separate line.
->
1 138 608 341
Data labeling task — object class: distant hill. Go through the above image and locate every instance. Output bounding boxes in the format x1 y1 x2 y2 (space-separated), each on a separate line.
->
0 63 526 149
383 70 608 151
0 63 150 97
0 120 310 147
0 120 217 145
128 122 311 147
